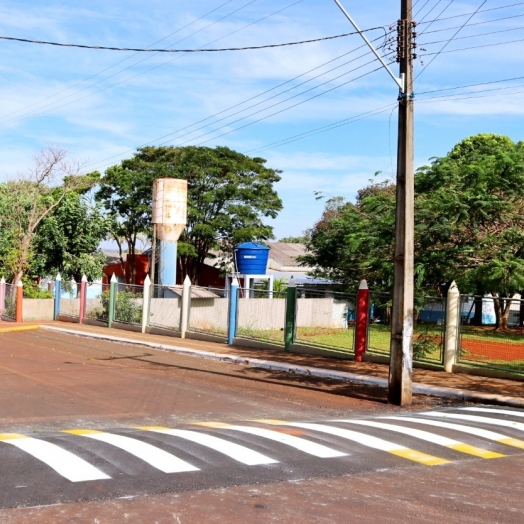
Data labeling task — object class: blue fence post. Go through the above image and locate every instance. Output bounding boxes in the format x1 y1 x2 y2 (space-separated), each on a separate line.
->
227 277 239 345
53 273 61 321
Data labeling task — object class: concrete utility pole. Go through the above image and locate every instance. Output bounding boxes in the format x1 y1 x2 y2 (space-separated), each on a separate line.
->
333 0 416 406
388 0 415 406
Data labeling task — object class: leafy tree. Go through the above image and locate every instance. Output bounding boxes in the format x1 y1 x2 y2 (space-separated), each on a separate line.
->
96 146 283 284
0 147 95 284
31 191 111 282
303 134 524 329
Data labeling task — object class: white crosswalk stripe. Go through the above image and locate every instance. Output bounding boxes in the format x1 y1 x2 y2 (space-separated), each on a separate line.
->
196 422 347 458
382 415 524 449
336 419 504 458
421 411 524 432
0 434 110 482
459 407 524 418
138 427 278 466
63 430 199 474
256 420 449 465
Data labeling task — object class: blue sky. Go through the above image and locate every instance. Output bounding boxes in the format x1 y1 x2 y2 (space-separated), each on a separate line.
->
0 0 523 240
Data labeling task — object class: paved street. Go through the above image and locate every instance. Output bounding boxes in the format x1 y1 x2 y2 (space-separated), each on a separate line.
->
1 328 524 522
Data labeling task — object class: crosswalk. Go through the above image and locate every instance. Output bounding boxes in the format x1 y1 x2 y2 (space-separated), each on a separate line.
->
1 407 524 485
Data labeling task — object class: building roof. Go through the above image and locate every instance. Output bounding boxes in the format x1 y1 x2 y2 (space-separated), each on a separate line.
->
266 242 308 272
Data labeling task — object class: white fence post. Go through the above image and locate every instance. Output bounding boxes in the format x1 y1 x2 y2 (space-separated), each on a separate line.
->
444 280 460 373
141 275 151 334
180 275 191 338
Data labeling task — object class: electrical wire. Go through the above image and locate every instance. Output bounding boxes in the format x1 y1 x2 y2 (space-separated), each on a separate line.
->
415 0 487 80
417 2 524 26
420 36 524 55
422 12 524 34
419 24 524 46
0 0 244 121
79 33 392 171
0 0 303 127
0 27 386 53
418 74 524 94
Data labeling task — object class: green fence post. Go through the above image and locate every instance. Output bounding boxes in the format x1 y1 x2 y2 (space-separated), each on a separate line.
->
108 273 117 328
284 277 297 352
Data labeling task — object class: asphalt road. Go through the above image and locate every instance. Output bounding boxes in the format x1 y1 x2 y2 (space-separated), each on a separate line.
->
1 328 524 523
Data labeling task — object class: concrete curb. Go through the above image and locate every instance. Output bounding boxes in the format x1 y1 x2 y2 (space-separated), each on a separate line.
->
41 325 524 408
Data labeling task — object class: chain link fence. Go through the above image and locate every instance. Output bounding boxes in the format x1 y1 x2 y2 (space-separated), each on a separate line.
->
188 286 228 338
458 295 524 375
294 289 356 355
83 282 107 322
148 285 181 332
113 283 143 326
2 283 15 319
367 292 445 365
236 287 286 345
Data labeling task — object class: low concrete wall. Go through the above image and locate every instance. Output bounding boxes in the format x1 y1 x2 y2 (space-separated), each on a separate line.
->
148 298 181 329
22 299 54 321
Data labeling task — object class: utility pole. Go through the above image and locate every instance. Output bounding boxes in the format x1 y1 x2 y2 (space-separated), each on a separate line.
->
388 0 415 406
332 0 415 406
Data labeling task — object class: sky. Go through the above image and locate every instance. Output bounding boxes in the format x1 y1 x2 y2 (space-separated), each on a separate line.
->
0 0 523 240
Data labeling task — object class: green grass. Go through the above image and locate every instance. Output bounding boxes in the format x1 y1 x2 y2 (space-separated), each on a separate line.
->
460 325 524 344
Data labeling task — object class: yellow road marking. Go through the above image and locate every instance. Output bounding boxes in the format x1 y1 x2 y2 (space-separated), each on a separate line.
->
137 426 170 431
63 429 104 436
0 433 29 441
390 449 450 465
447 443 505 459
0 325 40 334
195 422 231 429
499 437 524 450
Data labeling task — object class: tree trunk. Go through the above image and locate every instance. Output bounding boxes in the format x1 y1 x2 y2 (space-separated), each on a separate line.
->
471 294 483 326
493 293 515 330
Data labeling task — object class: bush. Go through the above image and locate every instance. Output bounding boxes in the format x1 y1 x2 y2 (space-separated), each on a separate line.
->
100 290 142 324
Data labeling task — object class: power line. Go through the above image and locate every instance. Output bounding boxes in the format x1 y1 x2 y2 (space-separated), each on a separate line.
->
417 1 454 36
0 27 386 53
420 36 524 55
417 74 524 94
0 0 246 121
415 0 487 80
422 12 524 34
417 2 524 25
80 33 392 171
0 0 303 127
419 25 524 46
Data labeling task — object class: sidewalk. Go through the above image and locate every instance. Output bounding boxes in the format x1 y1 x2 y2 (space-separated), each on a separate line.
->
27 321 524 407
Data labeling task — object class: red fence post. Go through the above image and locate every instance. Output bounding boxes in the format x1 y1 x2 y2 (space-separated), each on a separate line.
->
354 279 370 362
79 274 87 324
15 280 23 323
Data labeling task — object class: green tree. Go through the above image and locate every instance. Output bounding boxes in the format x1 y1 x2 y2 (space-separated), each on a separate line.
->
96 146 283 284
303 134 524 329
0 147 95 284
31 191 111 282
278 235 308 243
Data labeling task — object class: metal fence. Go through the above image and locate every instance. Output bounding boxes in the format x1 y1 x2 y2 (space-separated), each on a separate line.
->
113 283 143 326
367 292 445 365
294 288 356 355
148 285 181 332
236 287 286 345
188 286 228 338
83 283 107 322
59 281 79 319
2 283 15 319
458 295 524 375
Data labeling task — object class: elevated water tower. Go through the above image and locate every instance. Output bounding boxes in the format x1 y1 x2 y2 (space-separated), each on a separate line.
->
152 178 188 287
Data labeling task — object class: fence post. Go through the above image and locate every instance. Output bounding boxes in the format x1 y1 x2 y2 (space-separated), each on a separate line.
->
54 273 61 321
355 279 370 362
0 277 5 316
444 280 460 373
79 274 87 324
108 273 117 328
180 275 191 338
284 277 297 352
15 280 23 323
141 275 151 334
227 277 239 345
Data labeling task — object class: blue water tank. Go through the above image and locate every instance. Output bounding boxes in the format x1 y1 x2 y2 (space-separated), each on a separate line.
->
234 242 270 275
